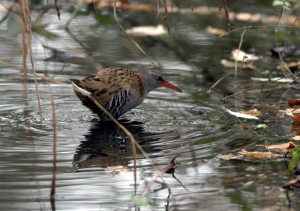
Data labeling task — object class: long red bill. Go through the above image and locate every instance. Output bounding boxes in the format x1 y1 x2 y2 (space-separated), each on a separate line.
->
161 81 182 93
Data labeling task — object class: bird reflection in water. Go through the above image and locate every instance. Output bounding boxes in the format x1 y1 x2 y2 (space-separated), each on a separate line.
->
73 119 160 172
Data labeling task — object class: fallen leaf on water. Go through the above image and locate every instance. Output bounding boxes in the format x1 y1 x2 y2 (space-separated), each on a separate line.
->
268 142 296 150
237 123 254 130
220 59 255 68
231 49 259 62
291 114 300 123
251 77 294 83
288 99 300 107
240 109 262 117
246 151 279 159
286 108 300 117
206 26 227 35
126 25 167 36
260 105 279 113
256 142 296 151
216 153 244 160
224 107 259 120
229 11 300 26
122 3 155 11
217 149 280 161
235 12 261 22
286 108 300 123
277 61 300 71
239 149 279 159
105 166 128 173
291 136 300 141
289 122 300 136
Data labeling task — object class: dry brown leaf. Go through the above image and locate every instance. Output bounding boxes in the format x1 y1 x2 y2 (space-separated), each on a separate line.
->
229 11 300 26
220 59 255 68
218 149 279 160
206 26 227 35
289 122 300 136
240 109 262 117
245 151 279 159
267 142 296 150
292 114 300 123
288 99 300 107
126 25 167 36
286 108 300 123
260 105 279 113
239 149 248 155
105 166 128 173
122 3 155 11
217 147 282 161
231 49 259 62
277 61 300 72
237 123 253 129
216 153 244 160
238 149 279 159
286 108 300 118
291 136 300 141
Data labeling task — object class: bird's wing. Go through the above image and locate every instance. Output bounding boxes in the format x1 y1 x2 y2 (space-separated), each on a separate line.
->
71 67 142 105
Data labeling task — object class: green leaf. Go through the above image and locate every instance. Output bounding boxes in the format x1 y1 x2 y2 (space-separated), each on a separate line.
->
288 146 300 172
273 0 284 6
284 2 292 8
133 195 148 206
262 70 270 75
32 25 59 40
256 124 268 129
273 0 292 9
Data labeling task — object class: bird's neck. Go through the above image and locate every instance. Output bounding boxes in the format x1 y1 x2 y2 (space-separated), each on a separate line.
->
136 73 149 98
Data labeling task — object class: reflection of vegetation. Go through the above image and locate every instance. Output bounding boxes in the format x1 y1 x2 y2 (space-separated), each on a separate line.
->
191 91 210 102
225 191 252 211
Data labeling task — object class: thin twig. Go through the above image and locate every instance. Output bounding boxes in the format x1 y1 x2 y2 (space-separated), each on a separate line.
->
284 13 299 53
207 25 298 40
219 0 230 32
274 7 296 79
208 70 234 91
156 0 159 17
113 0 156 68
19 0 43 122
163 0 170 34
54 0 60 20
234 28 247 107
234 29 247 76
65 0 85 28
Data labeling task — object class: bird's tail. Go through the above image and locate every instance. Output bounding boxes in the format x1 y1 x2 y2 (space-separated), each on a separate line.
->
70 79 91 102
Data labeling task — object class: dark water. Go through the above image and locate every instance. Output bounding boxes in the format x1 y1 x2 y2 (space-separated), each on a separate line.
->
0 1 300 210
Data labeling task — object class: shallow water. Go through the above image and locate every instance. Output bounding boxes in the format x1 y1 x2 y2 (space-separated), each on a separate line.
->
1 1 300 210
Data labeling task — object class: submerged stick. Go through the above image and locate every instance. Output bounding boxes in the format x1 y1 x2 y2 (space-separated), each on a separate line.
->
50 85 57 197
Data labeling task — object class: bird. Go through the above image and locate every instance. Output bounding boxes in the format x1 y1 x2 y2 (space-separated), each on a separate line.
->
70 67 182 120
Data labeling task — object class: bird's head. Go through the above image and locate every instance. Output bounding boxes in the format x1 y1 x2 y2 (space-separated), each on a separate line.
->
139 70 182 93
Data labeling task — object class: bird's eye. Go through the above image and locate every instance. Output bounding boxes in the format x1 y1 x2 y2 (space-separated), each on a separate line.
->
156 76 163 81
